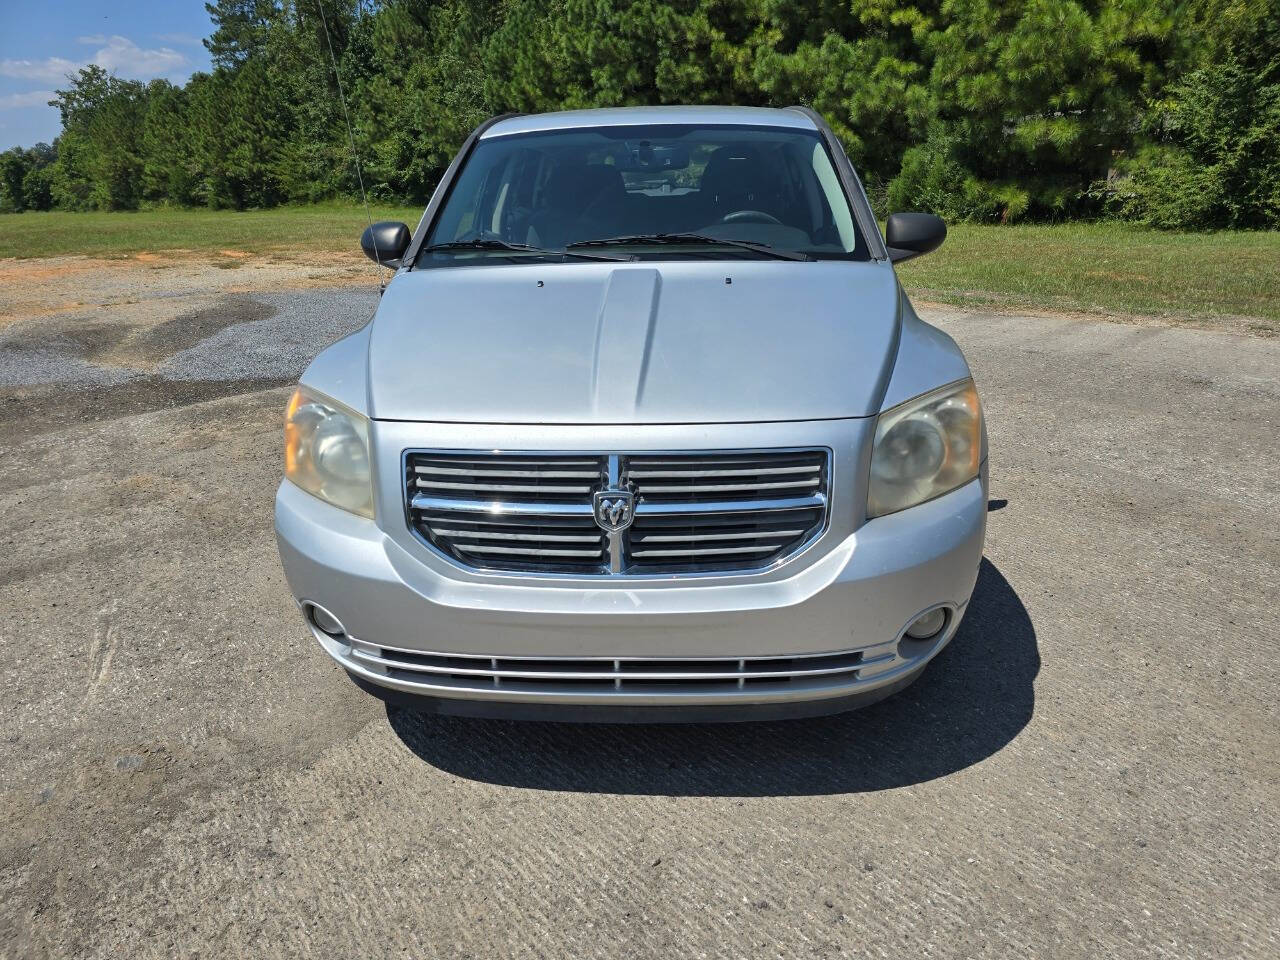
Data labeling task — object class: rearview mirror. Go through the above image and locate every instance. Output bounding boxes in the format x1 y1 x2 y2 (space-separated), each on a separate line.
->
361 221 411 268
624 142 691 171
885 213 947 263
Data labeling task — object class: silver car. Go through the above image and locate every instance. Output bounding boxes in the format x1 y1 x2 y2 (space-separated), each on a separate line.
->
274 106 987 721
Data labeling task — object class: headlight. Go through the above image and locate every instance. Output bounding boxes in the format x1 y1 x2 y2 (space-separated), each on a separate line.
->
868 379 983 518
284 386 374 518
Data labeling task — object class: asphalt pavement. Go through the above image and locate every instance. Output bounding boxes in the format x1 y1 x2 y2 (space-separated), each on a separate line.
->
1 286 1276 959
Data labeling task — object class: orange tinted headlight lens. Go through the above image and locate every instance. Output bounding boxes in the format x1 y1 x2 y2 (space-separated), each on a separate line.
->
868 379 983 518
284 386 373 519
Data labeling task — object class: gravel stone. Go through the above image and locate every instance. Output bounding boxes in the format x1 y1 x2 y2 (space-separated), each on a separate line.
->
0 347 136 388
0 289 378 390
157 290 378 382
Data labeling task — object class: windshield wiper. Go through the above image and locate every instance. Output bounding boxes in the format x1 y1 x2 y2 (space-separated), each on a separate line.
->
566 233 812 262
420 239 632 262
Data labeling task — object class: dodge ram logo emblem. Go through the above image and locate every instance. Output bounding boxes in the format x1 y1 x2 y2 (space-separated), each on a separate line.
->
592 488 635 533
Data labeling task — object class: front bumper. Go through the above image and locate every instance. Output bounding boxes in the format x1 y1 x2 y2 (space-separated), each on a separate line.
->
275 461 987 720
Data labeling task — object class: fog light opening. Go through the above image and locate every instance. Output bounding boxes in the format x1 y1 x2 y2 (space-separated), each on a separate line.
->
307 603 346 639
904 607 947 641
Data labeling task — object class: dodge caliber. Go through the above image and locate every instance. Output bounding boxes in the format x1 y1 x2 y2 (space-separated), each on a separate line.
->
274 106 987 721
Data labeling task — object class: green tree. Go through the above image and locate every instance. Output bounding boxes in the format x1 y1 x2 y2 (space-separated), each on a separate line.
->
885 0 1178 220
141 81 197 204
485 0 766 114
204 0 281 67
48 66 149 210
6 0 1272 228
752 1 930 185
4 143 57 212
0 148 32 212
342 0 503 199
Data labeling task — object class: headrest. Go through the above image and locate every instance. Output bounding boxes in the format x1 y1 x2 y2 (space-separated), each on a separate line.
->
700 146 767 198
543 163 626 205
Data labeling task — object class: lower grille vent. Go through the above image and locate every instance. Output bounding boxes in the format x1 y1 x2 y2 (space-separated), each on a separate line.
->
350 640 877 695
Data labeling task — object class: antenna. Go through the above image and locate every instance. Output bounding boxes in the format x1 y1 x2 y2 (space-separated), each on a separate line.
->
316 0 384 293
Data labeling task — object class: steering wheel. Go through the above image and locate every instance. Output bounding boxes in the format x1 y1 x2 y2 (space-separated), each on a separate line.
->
720 209 782 225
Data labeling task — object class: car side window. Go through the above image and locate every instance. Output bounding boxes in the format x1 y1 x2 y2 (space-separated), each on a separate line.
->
814 142 855 249
810 143 856 251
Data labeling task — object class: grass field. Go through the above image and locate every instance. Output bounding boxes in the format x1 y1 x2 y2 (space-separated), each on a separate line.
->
896 222 1280 327
0 205 422 260
2 207 1277 325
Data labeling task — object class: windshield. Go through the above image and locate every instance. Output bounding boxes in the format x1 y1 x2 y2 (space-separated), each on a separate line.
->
421 124 866 264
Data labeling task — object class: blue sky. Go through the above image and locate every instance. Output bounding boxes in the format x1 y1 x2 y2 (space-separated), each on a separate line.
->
0 1 215 149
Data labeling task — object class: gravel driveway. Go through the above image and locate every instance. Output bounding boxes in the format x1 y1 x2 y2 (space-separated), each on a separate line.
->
1 282 1276 959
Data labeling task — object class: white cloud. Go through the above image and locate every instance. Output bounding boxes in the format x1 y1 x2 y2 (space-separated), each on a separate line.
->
86 36 188 77
0 90 57 110
0 36 188 85
0 57 80 84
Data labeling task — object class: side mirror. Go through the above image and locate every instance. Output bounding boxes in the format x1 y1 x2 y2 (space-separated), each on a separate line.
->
884 213 946 263
360 221 411 268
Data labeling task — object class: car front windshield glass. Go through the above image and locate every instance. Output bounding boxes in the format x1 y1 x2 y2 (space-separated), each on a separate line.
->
421 124 866 263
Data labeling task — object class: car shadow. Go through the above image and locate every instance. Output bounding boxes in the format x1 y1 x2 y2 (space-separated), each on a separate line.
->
386 558 1038 796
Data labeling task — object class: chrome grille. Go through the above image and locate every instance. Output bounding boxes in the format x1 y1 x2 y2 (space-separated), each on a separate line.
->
405 449 829 576
349 639 888 695
623 452 827 572
409 454 608 572
624 452 825 502
409 454 606 503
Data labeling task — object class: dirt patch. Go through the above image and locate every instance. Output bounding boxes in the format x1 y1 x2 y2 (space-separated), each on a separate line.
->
1 318 131 361
127 294 276 363
0 375 292 445
0 292 277 372
0 251 375 334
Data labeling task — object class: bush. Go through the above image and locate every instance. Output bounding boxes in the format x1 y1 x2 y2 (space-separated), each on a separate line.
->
1124 63 1280 229
21 164 55 211
0 150 25 213
0 144 57 213
885 133 1029 222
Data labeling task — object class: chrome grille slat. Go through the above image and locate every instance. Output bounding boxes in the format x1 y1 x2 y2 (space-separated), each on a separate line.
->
633 495 825 515
630 545 782 558
631 529 804 542
351 636 890 662
412 495 596 516
414 465 601 479
405 449 829 575
620 456 815 467
421 513 599 527
637 479 820 493
432 528 602 543
417 480 596 494
412 457 601 468
458 544 605 558
626 465 820 478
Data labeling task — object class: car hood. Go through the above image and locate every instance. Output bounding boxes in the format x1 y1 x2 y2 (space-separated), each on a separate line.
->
366 260 900 424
